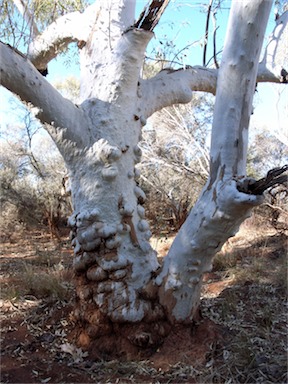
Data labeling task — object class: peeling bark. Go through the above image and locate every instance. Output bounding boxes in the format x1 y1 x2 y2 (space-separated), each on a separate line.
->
134 0 170 31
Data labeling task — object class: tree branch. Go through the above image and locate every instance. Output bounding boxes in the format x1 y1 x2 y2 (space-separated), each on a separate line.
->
27 2 100 71
140 56 287 119
0 42 87 150
140 66 217 118
237 165 288 195
212 11 219 69
140 7 287 118
209 0 273 179
203 0 213 67
258 10 288 83
156 0 273 322
112 28 154 94
13 0 40 39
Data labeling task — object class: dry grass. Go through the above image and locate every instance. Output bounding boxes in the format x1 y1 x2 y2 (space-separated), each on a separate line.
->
200 224 287 383
201 283 287 383
1 263 73 302
0 232 74 302
21 263 72 299
1 224 287 383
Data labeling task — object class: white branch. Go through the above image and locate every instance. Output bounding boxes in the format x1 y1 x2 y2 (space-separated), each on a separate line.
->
78 1 152 101
0 42 88 150
210 0 273 179
110 29 153 96
28 2 100 70
157 180 263 322
258 10 288 81
140 61 286 119
140 67 217 118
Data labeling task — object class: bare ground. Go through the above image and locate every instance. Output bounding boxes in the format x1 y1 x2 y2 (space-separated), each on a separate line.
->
0 222 287 383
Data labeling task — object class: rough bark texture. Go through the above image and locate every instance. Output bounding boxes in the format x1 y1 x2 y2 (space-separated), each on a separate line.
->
0 0 286 353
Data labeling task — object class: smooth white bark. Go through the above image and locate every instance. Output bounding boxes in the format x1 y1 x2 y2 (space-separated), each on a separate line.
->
78 0 137 101
79 28 153 103
0 42 87 153
140 67 217 118
210 0 273 179
157 0 273 323
258 11 288 82
157 181 263 321
28 3 100 71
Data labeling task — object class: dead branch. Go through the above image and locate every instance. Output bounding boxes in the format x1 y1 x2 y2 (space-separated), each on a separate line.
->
134 0 170 31
237 165 288 195
203 0 213 67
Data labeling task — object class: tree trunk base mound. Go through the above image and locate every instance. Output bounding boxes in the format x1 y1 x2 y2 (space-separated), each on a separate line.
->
71 309 223 370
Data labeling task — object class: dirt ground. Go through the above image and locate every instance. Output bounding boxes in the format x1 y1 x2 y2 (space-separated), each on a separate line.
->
0 222 287 383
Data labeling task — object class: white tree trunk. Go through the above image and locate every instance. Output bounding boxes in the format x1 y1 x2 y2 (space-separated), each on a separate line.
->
157 0 272 322
0 0 285 348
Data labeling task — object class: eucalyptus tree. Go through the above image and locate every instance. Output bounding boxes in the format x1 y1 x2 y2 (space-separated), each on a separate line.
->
1 0 287 352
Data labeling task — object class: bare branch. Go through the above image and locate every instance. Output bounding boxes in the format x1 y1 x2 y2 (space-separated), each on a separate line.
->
0 42 87 149
258 10 288 83
237 165 288 195
203 0 213 67
212 11 219 69
140 54 287 119
140 66 217 118
140 6 286 115
28 2 100 71
209 0 273 179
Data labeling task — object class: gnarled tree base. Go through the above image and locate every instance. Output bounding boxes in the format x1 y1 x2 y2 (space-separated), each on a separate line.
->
71 271 208 359
71 300 217 366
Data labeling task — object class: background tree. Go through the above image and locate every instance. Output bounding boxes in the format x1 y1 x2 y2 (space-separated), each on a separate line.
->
247 130 288 232
248 130 288 177
0 0 287 353
0 102 70 241
140 96 212 232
